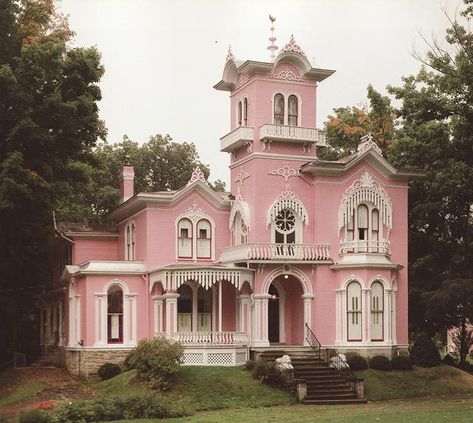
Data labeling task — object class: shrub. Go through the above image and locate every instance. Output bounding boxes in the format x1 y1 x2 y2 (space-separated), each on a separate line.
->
457 361 473 374
244 360 255 371
123 350 136 370
369 355 392 371
251 359 290 387
20 410 53 423
54 394 189 422
410 333 441 367
345 353 368 370
97 362 121 380
442 354 458 366
128 336 183 390
391 355 412 370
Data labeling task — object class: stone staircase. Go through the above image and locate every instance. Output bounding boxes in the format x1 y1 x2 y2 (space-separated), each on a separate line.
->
30 347 61 368
259 347 366 405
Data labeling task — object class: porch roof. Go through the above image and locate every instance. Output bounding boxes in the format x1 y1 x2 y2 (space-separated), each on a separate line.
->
148 264 254 292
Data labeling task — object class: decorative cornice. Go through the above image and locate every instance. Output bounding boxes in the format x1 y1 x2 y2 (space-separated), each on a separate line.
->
269 162 300 182
273 66 302 81
277 184 300 201
187 167 208 186
279 35 307 58
357 133 382 157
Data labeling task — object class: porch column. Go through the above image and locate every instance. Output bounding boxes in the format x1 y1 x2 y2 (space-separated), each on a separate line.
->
218 280 223 332
252 294 271 347
362 288 370 343
384 288 392 343
153 295 165 336
164 292 179 338
192 286 198 332
391 288 397 344
124 293 138 346
58 299 64 346
335 289 342 344
302 294 314 346
239 294 252 340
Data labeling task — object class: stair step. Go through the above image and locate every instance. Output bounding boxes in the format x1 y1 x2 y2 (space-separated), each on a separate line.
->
303 398 368 405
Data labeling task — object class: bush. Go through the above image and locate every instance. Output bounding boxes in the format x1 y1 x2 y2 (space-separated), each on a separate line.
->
97 362 121 380
54 394 189 422
20 410 53 423
369 355 392 371
127 336 183 390
345 353 368 370
410 333 441 367
442 354 458 366
251 359 291 387
244 360 255 371
391 355 413 370
457 361 473 374
123 350 136 370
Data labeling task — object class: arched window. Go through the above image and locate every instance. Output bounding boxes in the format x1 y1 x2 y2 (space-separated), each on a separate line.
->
370 281 384 341
347 281 362 341
125 222 135 260
243 97 248 126
177 284 193 332
288 95 298 126
197 287 212 331
274 208 296 244
178 218 193 258
357 205 368 241
372 209 379 241
233 212 248 246
196 219 211 258
274 93 285 125
107 285 123 343
238 101 242 126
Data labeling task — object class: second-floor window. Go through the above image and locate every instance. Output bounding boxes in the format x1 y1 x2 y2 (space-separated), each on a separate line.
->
125 222 136 260
232 211 248 246
238 101 242 126
274 208 296 244
197 219 211 258
244 97 248 126
346 204 379 249
177 216 213 260
274 93 299 126
178 218 193 258
288 94 298 126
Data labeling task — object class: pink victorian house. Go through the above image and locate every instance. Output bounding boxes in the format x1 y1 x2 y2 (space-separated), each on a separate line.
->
43 36 417 376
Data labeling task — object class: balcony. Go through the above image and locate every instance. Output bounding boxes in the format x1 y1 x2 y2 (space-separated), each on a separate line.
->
340 240 391 255
220 126 254 153
259 124 327 147
220 243 331 263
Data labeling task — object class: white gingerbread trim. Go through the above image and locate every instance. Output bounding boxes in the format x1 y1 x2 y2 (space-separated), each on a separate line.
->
187 167 208 186
267 184 308 226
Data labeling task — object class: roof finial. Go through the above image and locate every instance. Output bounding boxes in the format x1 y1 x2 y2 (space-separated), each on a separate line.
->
226 45 235 63
267 15 278 61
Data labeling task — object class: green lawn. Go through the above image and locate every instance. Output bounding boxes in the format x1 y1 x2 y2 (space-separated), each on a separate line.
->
92 366 296 411
357 364 473 401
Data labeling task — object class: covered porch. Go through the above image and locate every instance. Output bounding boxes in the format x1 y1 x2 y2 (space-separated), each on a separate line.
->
149 265 253 365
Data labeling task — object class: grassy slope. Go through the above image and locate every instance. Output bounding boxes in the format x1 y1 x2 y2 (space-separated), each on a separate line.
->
356 364 473 401
92 366 295 411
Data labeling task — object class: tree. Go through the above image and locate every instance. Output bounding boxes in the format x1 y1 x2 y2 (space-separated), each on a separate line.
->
387 0 473 339
320 85 395 159
0 0 105 361
57 135 225 223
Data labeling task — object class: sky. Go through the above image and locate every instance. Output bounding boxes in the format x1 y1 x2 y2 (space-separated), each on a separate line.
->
59 0 464 186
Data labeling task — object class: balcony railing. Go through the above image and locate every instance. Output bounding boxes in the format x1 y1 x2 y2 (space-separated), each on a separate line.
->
220 126 254 152
259 124 327 146
340 240 391 255
173 331 248 346
220 243 331 263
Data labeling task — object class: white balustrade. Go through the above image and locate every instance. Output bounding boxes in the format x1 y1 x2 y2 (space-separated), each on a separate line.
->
220 127 254 152
173 331 248 346
339 240 391 255
220 243 331 262
259 124 326 146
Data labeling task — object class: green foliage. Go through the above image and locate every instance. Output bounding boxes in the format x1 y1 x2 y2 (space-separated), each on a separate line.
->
251 359 291 388
19 409 52 423
391 355 413 371
410 333 441 367
345 352 368 370
97 362 121 381
369 355 392 371
442 354 458 367
53 394 189 422
244 360 255 371
123 350 136 370
127 337 183 390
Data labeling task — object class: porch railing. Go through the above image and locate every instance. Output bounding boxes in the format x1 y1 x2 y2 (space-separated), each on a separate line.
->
172 331 248 346
340 240 391 255
305 323 321 359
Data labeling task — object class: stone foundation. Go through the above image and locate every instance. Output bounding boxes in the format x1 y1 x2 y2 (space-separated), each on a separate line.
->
65 348 133 377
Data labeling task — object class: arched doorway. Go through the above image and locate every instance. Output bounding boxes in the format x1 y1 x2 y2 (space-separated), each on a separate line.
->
268 284 280 343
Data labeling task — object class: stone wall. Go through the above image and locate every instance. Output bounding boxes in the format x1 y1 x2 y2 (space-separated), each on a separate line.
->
65 348 133 377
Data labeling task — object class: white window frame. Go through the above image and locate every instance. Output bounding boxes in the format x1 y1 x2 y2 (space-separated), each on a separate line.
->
175 212 216 261
271 91 302 126
124 221 136 260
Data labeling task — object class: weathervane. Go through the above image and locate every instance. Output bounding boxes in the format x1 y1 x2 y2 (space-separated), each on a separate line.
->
267 15 278 61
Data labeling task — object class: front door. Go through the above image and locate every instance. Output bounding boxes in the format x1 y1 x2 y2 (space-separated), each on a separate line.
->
268 284 280 343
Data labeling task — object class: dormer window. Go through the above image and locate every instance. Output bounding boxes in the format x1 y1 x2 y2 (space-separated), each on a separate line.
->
288 95 298 126
274 93 285 125
177 214 214 260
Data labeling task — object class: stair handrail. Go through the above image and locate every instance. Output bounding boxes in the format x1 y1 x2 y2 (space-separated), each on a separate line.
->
304 322 321 359
0 352 27 371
